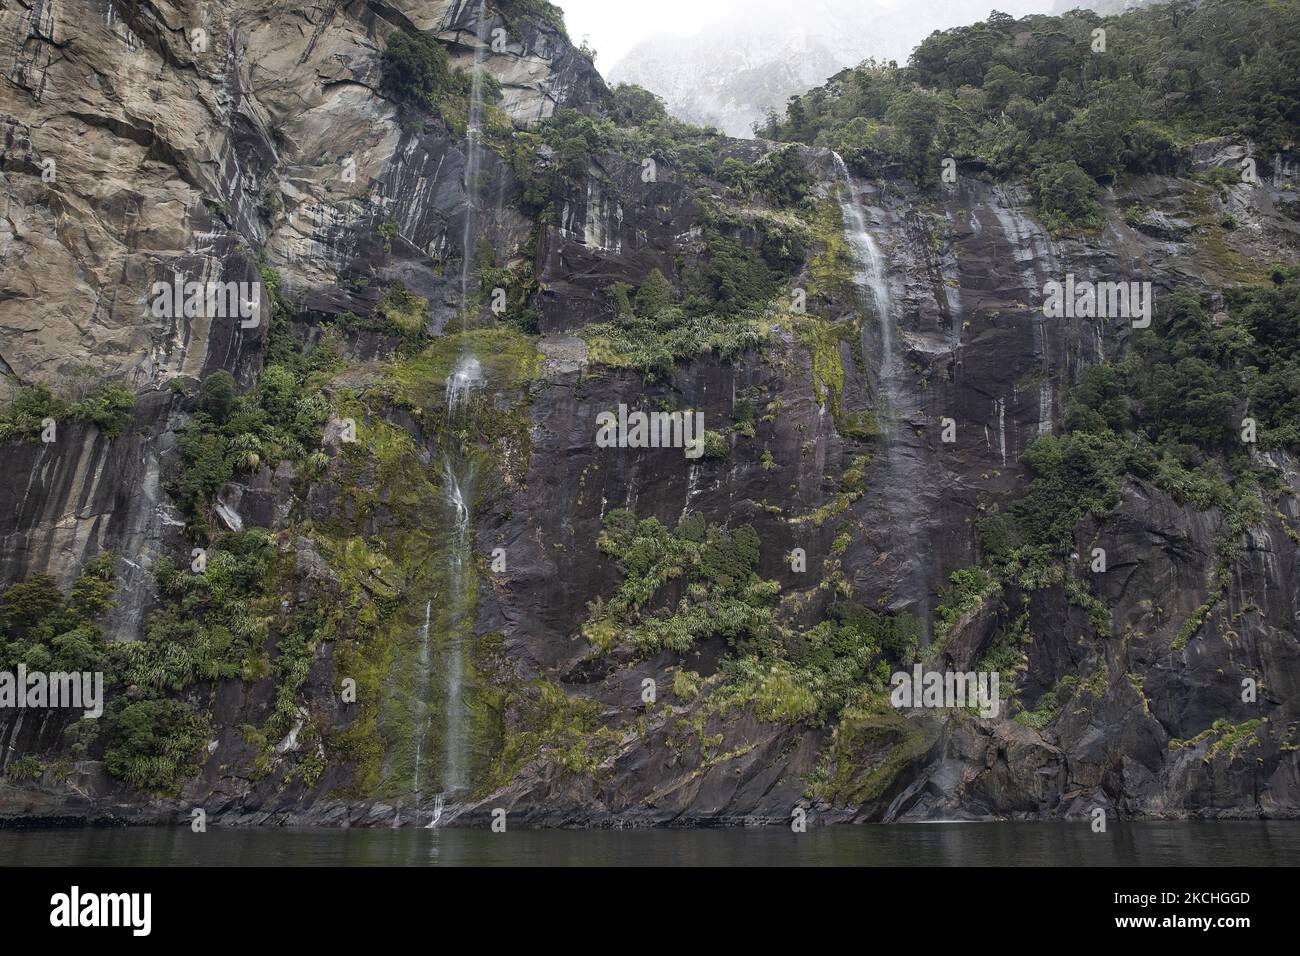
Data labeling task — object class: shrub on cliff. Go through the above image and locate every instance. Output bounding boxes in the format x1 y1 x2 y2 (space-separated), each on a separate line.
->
0 552 115 674
0 381 134 442
104 698 211 796
381 31 453 113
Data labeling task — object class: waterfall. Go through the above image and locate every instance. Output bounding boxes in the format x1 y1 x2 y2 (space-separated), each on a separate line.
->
425 792 445 829
833 157 892 354
445 354 485 415
424 0 491 824
439 451 477 796
831 152 892 360
829 151 932 637
412 599 433 800
458 0 490 302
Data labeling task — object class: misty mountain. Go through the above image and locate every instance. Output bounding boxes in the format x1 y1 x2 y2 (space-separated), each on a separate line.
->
607 0 1128 136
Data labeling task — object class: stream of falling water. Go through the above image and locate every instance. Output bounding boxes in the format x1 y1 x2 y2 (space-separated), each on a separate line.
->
830 152 932 636
832 153 892 363
416 0 490 827
412 599 432 801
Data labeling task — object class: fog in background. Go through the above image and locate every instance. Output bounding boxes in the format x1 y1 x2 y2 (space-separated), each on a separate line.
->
556 0 1152 136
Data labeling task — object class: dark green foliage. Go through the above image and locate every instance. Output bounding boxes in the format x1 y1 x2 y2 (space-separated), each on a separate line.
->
103 698 210 795
753 146 815 207
634 268 673 317
198 370 237 424
534 98 725 201
983 273 1300 585
685 231 788 317
773 601 918 721
933 567 1001 644
883 88 947 176
1016 432 1124 551
587 510 915 724
583 307 763 382
591 511 778 655
0 552 115 673
497 0 566 31
171 271 338 535
0 381 134 442
1031 161 1103 232
768 1 1300 225
1072 276 1300 452
608 83 668 126
5 755 43 782
586 246 775 380
117 530 280 692
381 31 453 113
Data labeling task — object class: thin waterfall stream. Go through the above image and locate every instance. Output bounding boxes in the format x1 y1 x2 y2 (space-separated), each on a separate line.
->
412 0 490 827
831 151 932 635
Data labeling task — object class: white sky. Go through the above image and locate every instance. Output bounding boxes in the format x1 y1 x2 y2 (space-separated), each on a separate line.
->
556 0 876 70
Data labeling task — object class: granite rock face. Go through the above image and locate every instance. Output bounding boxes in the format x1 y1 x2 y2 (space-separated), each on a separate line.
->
1 1 1298 827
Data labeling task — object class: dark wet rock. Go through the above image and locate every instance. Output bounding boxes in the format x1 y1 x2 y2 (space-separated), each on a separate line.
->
1 2 1299 830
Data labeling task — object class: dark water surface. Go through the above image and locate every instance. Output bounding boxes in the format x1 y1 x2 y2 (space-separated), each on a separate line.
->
1 821 1297 866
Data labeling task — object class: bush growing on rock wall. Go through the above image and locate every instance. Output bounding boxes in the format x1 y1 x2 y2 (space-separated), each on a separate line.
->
0 552 115 674
381 31 453 114
198 370 237 424
171 278 340 535
4 755 43 782
685 232 786 317
753 146 816 207
634 268 672 317
103 698 211 796
497 0 566 31
586 509 918 725
979 271 1300 608
116 530 281 692
0 381 134 442
1030 161 1103 232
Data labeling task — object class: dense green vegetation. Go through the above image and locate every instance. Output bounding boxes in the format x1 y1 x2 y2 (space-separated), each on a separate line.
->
584 268 766 381
0 553 116 674
380 29 502 128
764 0 1300 228
586 510 775 655
0 550 229 797
117 530 280 693
0 381 134 442
585 509 918 726
171 269 341 537
103 698 211 796
978 273 1299 592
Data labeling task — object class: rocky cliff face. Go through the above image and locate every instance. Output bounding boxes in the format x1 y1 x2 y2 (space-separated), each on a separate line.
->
1 0 1298 827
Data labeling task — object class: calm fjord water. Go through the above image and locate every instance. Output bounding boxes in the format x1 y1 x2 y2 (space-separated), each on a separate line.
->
2 821 1297 866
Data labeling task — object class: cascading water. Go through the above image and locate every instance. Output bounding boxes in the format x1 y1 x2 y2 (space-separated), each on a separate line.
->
445 355 484 415
423 0 491 824
833 154 893 363
831 151 932 636
412 599 433 799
